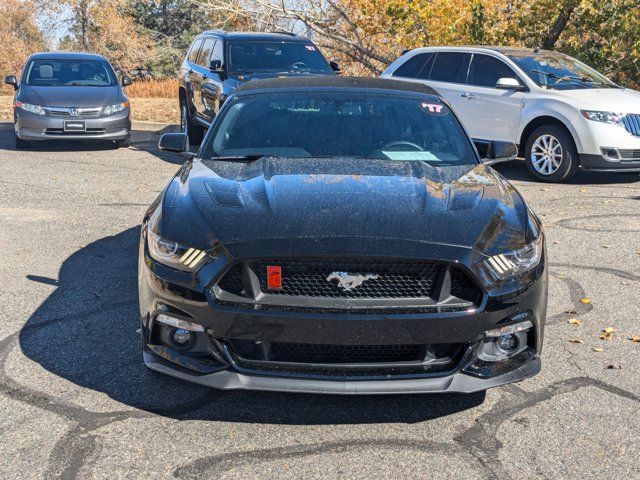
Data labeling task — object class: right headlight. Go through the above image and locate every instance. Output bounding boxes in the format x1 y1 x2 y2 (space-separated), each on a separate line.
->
103 101 129 116
147 230 210 272
485 236 543 279
580 110 624 126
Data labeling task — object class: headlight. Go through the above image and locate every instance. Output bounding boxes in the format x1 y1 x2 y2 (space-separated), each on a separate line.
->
102 101 129 116
580 110 624 126
485 236 543 279
147 230 210 272
15 101 45 115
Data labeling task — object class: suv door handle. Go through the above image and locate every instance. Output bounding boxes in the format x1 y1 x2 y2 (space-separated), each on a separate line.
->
461 92 475 99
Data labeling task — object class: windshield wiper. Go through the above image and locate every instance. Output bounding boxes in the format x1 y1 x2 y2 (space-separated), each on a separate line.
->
209 154 278 162
531 69 616 87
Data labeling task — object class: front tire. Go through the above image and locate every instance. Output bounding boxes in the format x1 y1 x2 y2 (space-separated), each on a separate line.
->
525 125 578 182
180 100 204 146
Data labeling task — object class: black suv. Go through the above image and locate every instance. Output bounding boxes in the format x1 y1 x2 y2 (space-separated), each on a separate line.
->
178 30 338 144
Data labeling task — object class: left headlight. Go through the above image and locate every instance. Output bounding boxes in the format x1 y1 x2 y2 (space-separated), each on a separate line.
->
103 101 129 116
581 110 624 126
147 230 210 272
15 101 45 115
485 236 543 279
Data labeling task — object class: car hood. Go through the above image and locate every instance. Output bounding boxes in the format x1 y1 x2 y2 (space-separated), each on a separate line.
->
21 85 124 107
160 158 532 258
551 87 640 113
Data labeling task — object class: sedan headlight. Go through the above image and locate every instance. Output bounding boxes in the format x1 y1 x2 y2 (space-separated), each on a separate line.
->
147 230 210 272
485 236 543 279
103 101 129 116
580 110 624 126
15 101 45 115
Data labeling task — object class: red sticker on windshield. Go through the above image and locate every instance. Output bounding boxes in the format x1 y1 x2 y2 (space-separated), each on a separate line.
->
422 102 444 114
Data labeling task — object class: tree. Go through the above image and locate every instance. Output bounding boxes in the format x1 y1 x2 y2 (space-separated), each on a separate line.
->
0 0 45 81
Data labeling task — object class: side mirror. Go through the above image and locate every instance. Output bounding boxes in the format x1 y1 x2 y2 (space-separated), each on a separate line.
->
329 61 341 73
473 139 518 163
495 77 525 91
209 59 224 74
122 76 132 87
4 75 18 90
159 132 192 156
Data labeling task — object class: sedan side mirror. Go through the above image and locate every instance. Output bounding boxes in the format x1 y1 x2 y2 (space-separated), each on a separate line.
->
159 132 194 158
495 77 526 91
122 76 132 87
473 139 518 163
330 61 341 73
4 75 18 90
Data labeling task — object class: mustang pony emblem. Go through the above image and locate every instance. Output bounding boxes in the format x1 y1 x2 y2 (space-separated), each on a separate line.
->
326 271 378 291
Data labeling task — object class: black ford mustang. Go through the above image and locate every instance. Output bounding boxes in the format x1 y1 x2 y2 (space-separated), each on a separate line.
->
139 77 547 394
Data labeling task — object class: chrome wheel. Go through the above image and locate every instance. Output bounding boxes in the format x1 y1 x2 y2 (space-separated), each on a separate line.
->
181 104 189 134
530 134 562 175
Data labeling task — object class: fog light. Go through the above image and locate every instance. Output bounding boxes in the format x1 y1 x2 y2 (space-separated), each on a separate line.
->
171 328 192 346
495 333 519 354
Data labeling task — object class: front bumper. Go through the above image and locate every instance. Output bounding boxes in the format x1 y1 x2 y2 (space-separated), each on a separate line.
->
138 234 547 394
580 153 640 172
15 108 130 141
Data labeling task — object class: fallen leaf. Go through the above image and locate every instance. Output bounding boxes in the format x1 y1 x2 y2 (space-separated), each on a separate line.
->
555 274 566 279
553 241 559 245
621 282 630 286
568 318 583 326
565 308 578 314
580 188 587 193
579 298 591 304
629 336 640 343
602 245 610 249
605 364 621 370
600 327 616 341
592 347 603 352
604 327 616 334
569 339 584 344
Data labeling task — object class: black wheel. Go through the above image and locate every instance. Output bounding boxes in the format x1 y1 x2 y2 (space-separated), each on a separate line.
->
114 137 130 148
525 125 578 182
180 99 204 146
15 136 30 149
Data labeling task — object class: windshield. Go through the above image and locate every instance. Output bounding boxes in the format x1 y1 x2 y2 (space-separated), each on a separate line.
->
227 41 332 75
25 59 117 87
202 91 477 166
507 51 618 90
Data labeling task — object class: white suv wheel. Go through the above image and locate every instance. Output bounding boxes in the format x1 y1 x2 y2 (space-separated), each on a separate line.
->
531 134 563 175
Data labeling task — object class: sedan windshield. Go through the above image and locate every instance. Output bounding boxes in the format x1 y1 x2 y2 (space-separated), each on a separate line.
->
24 59 117 87
227 42 332 75
203 91 477 166
507 51 618 90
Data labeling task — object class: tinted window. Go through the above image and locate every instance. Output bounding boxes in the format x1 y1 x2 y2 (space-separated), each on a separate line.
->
211 39 224 63
24 59 116 87
429 53 469 83
227 41 332 74
468 54 517 87
204 92 476 166
187 39 203 63
393 53 433 78
197 38 214 67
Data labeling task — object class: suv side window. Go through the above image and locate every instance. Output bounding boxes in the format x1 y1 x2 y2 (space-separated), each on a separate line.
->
429 52 470 83
468 54 518 87
393 53 434 79
187 39 203 63
211 39 224 65
197 38 214 67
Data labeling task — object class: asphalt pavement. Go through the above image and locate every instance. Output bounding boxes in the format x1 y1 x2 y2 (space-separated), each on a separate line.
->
0 121 639 479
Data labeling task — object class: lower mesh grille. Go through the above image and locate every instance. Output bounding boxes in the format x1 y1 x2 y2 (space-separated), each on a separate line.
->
269 342 422 363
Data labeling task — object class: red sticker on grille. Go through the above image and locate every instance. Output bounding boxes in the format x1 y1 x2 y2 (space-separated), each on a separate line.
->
266 265 282 290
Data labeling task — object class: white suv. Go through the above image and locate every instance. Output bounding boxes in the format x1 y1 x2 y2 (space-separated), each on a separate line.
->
382 46 640 182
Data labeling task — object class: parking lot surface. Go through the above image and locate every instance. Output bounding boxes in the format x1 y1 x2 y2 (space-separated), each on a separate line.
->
0 122 639 479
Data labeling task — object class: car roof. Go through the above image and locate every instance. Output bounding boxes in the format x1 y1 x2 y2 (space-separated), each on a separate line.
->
199 30 311 43
236 76 440 96
404 45 552 56
28 51 107 61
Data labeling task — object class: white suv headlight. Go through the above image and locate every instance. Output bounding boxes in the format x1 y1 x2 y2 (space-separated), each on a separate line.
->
15 101 45 115
103 101 129 116
485 236 543 279
147 230 211 272
580 110 624 125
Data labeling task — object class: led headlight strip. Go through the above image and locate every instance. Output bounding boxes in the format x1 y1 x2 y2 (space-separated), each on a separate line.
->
179 248 208 269
486 254 515 275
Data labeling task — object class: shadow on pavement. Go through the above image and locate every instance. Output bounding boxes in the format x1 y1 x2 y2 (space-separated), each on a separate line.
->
19 227 485 424
492 159 640 185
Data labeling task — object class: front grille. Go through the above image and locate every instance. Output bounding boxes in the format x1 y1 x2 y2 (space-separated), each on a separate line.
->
46 107 102 117
44 128 107 135
214 257 482 311
225 339 467 378
622 114 640 137
617 149 640 161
